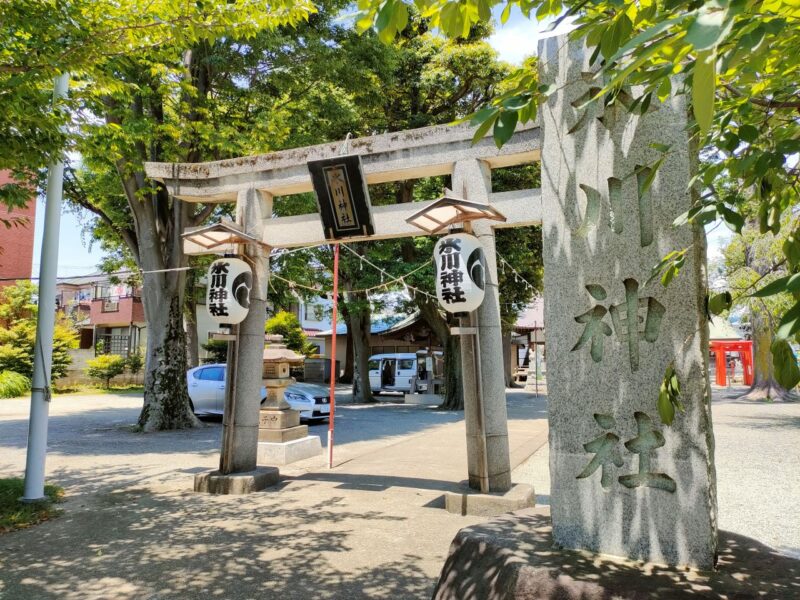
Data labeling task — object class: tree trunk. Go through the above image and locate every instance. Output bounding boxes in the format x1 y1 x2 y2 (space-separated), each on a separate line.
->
738 309 798 401
502 328 517 388
139 283 200 431
440 331 463 410
347 292 374 403
416 296 462 409
185 283 200 368
342 318 354 384
133 192 200 432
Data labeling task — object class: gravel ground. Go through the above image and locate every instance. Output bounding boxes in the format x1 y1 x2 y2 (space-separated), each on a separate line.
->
514 385 800 559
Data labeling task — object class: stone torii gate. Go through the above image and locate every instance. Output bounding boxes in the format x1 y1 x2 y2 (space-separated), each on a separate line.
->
146 119 542 494
145 36 717 570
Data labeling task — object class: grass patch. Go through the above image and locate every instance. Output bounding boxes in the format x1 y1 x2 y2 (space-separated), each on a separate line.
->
0 371 31 398
0 384 144 399
0 478 64 534
52 384 145 396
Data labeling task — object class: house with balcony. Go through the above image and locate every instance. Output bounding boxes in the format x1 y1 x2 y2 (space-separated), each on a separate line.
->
55 272 145 356
89 279 146 356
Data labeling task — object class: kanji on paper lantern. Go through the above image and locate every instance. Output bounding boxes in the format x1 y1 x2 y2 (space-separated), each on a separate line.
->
434 233 487 314
206 258 252 325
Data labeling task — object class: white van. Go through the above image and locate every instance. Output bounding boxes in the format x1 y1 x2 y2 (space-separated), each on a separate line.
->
368 353 418 394
368 351 444 394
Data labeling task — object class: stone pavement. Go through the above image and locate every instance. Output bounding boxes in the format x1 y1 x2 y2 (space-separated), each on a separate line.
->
1 386 798 598
0 390 547 600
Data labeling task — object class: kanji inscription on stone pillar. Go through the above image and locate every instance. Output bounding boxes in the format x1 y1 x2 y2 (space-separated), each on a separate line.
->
539 36 717 569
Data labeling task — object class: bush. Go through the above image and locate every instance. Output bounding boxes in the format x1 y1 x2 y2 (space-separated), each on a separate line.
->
86 354 126 389
0 371 31 398
0 281 78 381
201 338 228 363
125 352 144 376
0 320 78 381
265 311 316 356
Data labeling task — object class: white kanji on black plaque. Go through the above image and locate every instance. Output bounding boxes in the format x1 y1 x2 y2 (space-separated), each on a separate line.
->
434 233 487 314
206 258 252 325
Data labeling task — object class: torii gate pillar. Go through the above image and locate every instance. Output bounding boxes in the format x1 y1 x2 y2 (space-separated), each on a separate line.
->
453 159 512 493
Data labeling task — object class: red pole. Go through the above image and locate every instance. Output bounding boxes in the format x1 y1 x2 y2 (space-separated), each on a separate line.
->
328 243 340 469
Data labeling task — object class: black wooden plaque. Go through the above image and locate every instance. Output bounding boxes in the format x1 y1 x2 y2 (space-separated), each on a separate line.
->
307 154 374 240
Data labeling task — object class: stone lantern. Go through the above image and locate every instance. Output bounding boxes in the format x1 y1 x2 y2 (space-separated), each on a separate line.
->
259 334 307 443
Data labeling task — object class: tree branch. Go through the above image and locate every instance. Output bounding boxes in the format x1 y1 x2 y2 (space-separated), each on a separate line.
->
190 203 216 227
723 83 800 110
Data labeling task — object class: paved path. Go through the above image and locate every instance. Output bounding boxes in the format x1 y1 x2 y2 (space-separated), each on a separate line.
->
513 385 800 559
0 390 547 600
1 386 798 599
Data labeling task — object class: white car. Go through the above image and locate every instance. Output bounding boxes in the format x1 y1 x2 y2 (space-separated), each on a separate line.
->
186 363 331 421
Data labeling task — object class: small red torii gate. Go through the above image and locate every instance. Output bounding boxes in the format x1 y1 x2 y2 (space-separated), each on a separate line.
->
709 340 753 387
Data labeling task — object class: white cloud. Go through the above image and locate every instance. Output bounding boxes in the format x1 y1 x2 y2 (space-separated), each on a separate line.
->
489 15 577 65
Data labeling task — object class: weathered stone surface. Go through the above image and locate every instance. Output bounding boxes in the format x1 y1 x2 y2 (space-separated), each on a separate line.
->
257 436 322 466
219 188 271 475
444 483 534 517
403 393 442 406
432 508 800 600
259 408 300 429
193 467 279 495
257 425 308 443
538 37 716 568
453 159 512 494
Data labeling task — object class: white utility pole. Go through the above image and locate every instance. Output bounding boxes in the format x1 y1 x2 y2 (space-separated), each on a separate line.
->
22 73 69 502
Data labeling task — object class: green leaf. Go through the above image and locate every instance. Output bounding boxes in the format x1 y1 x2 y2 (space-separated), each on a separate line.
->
738 124 758 143
607 16 685 63
719 204 744 233
708 291 732 315
752 275 791 298
693 50 716 134
783 234 800 267
658 389 675 425
493 110 518 148
502 96 529 111
772 338 800 390
500 3 512 24
686 7 733 50
661 264 677 287
776 301 800 340
469 106 498 126
471 112 498 144
392 2 408 32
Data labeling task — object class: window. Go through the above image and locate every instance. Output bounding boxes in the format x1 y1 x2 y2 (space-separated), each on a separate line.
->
368 360 380 371
305 302 325 322
399 359 415 371
199 366 225 381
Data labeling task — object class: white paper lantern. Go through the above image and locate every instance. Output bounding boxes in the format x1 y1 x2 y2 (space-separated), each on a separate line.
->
434 233 487 314
206 258 252 325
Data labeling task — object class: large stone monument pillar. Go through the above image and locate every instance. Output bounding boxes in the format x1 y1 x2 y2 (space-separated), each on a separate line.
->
539 37 717 568
453 159 512 493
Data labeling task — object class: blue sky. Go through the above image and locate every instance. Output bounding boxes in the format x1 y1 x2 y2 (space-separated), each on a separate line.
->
31 9 729 277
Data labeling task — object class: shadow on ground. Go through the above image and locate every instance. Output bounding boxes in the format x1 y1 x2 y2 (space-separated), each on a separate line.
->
0 478 434 600
434 508 800 599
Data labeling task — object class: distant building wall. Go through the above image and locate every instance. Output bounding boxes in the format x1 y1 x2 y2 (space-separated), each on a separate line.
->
0 171 36 287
